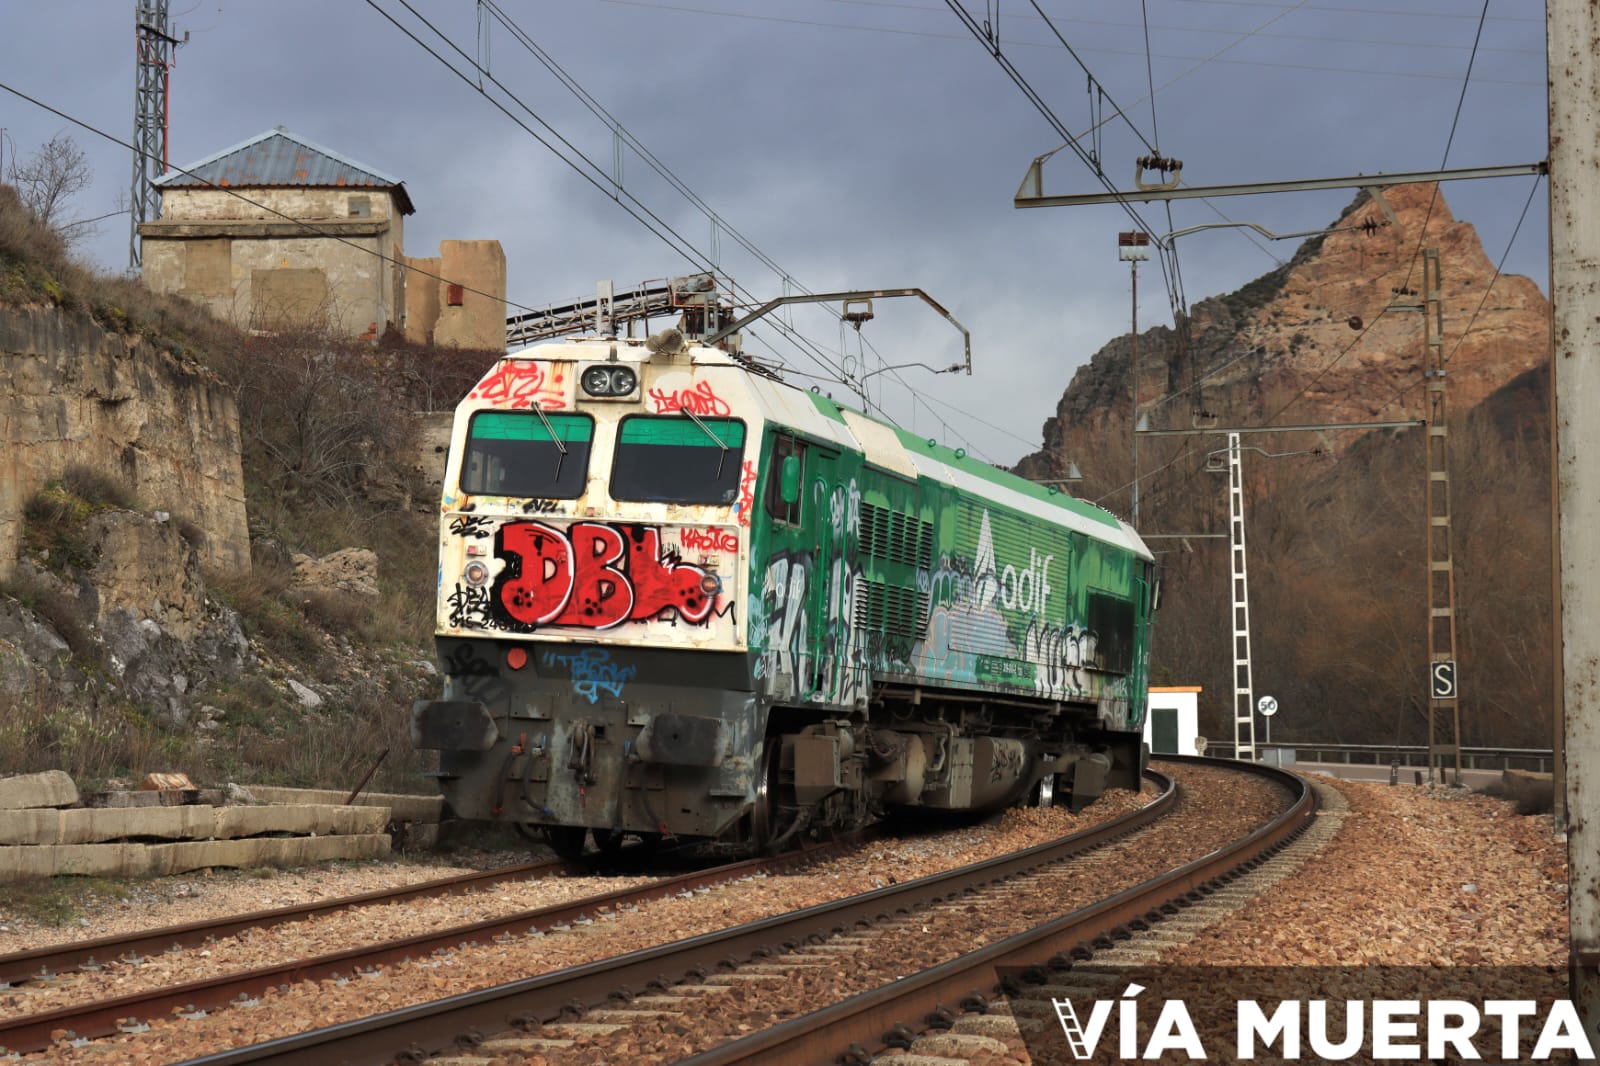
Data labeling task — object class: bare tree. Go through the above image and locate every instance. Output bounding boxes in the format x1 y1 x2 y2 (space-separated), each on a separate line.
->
7 132 92 234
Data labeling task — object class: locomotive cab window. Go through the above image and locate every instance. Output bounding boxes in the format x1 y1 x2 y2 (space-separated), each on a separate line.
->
765 433 806 525
459 411 592 499
610 415 747 504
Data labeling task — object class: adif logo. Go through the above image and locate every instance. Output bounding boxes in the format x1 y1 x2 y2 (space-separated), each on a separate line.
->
1052 983 1597 1061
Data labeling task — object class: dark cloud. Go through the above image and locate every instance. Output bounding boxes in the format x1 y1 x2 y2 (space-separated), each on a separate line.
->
0 0 1549 465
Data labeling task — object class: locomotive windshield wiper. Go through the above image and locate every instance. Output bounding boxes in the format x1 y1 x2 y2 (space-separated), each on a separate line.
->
680 408 730 479
532 405 568 481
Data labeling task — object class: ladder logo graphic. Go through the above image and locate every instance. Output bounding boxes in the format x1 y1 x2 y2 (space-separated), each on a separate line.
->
1051 982 1145 1060
1052 994 1097 1059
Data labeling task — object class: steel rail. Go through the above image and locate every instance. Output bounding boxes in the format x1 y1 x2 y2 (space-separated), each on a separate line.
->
174 770 1179 1066
681 756 1313 1066
0 858 573 988
0 838 853 1056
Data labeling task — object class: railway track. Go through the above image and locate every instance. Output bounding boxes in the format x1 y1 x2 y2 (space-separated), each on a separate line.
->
0 839 855 1057
4 758 1298 1064
0 857 573 990
150 765 1196 1065
684 757 1317 1066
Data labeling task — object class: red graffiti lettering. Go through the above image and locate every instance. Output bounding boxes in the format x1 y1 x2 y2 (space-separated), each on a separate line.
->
498 521 573 623
566 524 633 626
680 527 739 553
648 380 731 416
496 522 717 629
737 460 757 527
470 361 567 409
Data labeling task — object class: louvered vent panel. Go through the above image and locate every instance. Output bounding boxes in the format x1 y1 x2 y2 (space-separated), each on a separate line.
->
854 580 928 641
859 502 934 568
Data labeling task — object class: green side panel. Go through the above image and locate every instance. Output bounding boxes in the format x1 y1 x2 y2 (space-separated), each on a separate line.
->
745 417 1154 728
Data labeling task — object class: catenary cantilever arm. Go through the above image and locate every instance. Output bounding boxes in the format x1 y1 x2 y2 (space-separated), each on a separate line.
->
701 288 971 375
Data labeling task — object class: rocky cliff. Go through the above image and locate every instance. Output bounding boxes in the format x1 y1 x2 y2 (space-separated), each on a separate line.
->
1016 183 1549 487
0 305 250 581
1013 182 1553 748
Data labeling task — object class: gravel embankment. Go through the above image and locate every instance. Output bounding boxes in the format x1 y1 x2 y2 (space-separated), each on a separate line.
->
2 769 1567 1065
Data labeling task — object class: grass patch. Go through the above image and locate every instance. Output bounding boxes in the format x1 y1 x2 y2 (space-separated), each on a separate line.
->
2 876 132 927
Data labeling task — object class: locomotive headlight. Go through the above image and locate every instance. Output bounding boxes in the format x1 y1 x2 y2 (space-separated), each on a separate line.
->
462 560 491 587
580 364 638 398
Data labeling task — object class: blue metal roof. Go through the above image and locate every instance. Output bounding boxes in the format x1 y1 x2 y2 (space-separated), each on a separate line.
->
157 128 414 215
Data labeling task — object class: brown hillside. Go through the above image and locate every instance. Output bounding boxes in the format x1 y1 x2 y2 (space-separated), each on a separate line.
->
1015 184 1553 750
1017 182 1549 494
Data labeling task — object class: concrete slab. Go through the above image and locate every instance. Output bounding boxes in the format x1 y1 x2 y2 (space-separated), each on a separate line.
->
242 785 444 823
0 771 78 810
212 804 389 839
87 789 224 808
0 833 391 882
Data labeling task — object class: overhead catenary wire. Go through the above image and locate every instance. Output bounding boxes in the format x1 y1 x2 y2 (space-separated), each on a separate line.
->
368 0 870 397
1257 0 1493 428
471 0 934 419
592 0 1543 86
820 0 1543 55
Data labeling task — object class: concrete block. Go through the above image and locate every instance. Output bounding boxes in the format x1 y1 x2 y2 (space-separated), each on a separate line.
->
0 770 79 810
0 809 63 845
243 785 444 823
87 788 223 808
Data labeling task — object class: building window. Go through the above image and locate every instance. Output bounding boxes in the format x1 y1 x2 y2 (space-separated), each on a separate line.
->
447 283 465 306
347 196 371 218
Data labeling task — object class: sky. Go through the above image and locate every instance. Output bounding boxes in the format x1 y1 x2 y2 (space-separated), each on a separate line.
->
0 1 1552 471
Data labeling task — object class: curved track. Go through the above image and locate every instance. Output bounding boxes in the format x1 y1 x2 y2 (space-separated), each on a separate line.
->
168 768 1186 1065
683 755 1313 1065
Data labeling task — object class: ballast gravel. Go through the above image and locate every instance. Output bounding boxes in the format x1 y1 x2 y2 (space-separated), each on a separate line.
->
1 768 1569 1065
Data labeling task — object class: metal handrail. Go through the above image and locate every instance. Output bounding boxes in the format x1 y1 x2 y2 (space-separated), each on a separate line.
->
1200 741 1552 773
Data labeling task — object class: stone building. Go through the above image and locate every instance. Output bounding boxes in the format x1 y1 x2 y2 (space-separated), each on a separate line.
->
138 127 504 347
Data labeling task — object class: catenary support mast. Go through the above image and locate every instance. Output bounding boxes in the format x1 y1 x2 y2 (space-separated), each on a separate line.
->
1550 0 1600 1032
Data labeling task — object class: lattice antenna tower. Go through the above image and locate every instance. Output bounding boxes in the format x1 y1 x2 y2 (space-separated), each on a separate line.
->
129 0 185 272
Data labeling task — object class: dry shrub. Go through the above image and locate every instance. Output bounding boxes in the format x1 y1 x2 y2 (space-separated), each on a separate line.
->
0 689 182 790
207 566 328 667
0 183 80 307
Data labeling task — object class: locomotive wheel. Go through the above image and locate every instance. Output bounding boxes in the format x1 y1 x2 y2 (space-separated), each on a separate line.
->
1035 772 1057 808
545 825 588 861
749 740 797 852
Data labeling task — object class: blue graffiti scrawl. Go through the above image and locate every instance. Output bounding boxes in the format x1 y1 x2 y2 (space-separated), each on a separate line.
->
543 647 638 704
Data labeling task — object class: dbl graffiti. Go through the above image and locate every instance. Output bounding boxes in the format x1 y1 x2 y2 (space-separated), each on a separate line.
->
542 647 637 704
494 521 718 629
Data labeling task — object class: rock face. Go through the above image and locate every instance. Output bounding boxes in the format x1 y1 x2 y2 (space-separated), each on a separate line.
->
290 547 380 598
1016 183 1550 482
0 510 254 726
0 305 251 581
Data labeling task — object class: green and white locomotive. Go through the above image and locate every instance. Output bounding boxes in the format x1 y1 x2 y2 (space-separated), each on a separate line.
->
412 305 1157 856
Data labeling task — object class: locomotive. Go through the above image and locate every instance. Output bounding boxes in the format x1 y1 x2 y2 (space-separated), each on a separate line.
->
411 288 1157 857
